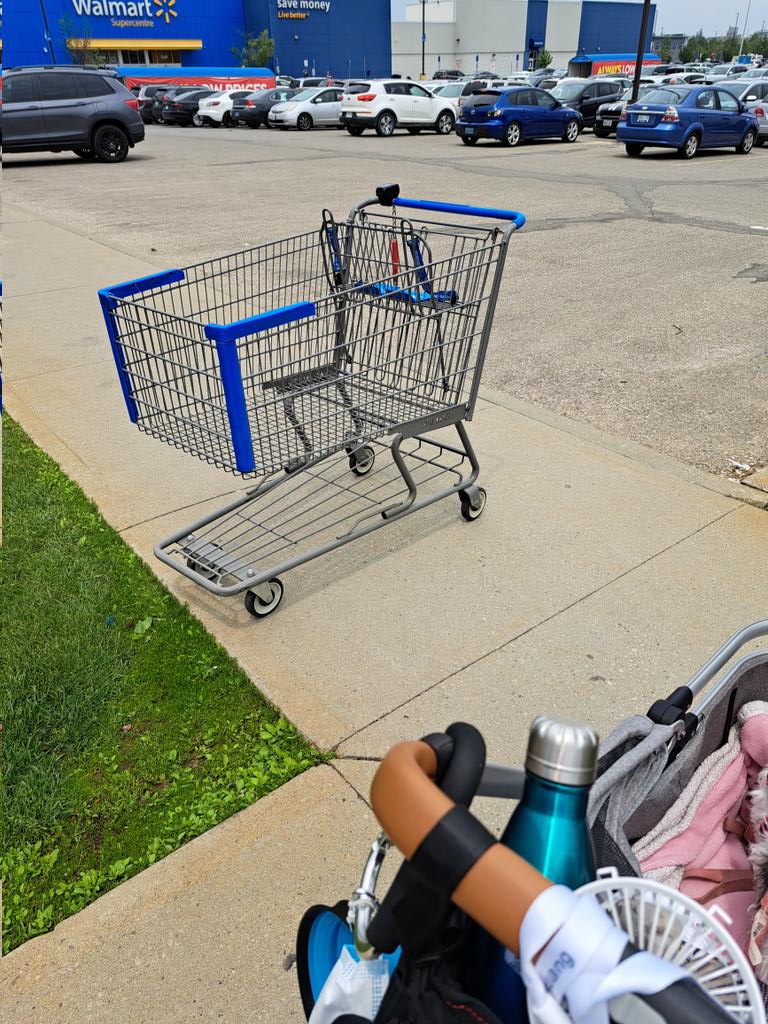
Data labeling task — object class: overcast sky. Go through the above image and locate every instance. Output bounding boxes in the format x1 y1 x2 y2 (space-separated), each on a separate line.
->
390 1 768 37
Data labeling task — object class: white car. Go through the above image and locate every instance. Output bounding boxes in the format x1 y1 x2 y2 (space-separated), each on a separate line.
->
195 88 255 127
705 64 751 84
268 86 344 130
339 80 457 136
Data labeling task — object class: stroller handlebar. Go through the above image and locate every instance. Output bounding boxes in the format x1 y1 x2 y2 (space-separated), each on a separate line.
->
684 618 768 698
370 740 739 1024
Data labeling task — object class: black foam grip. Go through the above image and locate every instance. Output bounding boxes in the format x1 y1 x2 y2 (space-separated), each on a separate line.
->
442 722 487 807
421 732 454 785
409 805 496 897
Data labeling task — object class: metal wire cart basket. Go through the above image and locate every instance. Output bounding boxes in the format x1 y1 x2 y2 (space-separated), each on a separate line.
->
100 185 525 617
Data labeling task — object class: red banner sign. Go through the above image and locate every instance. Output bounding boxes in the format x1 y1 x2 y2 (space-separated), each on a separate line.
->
122 74 276 90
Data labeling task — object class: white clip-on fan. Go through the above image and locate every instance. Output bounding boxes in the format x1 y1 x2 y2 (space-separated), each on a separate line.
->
527 868 766 1024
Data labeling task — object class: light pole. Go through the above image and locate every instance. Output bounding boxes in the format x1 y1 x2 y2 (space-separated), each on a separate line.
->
421 0 427 80
631 0 653 102
738 0 752 58
38 0 57 62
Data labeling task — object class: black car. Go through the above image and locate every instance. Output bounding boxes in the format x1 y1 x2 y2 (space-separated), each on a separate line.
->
231 87 299 127
159 89 215 126
549 78 628 128
3 65 145 162
432 68 464 80
593 84 658 136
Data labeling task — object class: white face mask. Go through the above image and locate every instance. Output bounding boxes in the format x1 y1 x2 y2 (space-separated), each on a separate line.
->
308 945 394 1024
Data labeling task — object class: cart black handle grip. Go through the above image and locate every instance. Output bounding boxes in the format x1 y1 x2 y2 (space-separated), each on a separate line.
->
619 942 735 1024
365 722 486 954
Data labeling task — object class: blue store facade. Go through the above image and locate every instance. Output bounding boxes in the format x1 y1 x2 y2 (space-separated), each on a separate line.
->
5 0 393 78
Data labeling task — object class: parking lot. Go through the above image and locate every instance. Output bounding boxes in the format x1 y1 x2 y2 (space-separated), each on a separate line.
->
5 123 767 477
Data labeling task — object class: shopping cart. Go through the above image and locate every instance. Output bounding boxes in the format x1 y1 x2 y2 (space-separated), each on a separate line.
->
100 185 525 617
297 620 768 1023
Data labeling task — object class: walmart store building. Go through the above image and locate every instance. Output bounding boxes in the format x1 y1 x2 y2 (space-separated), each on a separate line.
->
6 0 393 78
7 0 653 80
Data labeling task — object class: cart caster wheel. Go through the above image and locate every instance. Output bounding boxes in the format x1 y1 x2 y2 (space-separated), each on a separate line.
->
187 557 216 581
349 445 375 476
459 487 486 522
244 578 284 618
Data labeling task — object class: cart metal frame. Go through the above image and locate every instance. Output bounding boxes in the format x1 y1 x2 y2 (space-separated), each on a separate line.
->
100 186 525 615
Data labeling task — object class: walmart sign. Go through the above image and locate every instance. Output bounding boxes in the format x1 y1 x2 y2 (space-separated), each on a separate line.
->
70 0 174 17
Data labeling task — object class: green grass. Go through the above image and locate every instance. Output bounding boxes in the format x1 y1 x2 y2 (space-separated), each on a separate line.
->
1 416 322 954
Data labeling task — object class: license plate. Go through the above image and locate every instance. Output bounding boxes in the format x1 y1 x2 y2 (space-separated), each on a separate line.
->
465 127 475 136
601 119 611 127
637 114 650 123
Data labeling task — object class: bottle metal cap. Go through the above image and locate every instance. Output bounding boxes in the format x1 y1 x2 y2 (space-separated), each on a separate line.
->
525 716 599 786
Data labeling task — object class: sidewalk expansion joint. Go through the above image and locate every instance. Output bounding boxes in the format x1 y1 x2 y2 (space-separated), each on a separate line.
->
333 506 740 752
328 761 372 810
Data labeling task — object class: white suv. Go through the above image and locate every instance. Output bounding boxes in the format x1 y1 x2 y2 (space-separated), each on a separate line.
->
339 80 457 137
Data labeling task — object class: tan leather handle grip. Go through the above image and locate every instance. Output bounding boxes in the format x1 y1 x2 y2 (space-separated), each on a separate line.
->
370 740 552 955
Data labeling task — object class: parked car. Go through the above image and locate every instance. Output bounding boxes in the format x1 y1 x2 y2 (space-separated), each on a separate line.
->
137 84 172 123
151 86 188 123
549 77 627 127
232 87 299 127
658 72 706 85
160 89 216 127
3 65 144 162
593 84 658 136
739 66 768 80
276 75 300 88
196 89 254 127
705 64 750 84
455 86 582 146
719 79 768 145
339 80 457 136
268 86 344 130
617 84 759 158
432 68 464 80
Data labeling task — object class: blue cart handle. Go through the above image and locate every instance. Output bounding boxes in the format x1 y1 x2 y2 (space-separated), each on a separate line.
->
393 197 526 229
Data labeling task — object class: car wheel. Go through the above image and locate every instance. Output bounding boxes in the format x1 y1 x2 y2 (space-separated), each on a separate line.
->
593 128 610 138
92 125 130 163
678 132 700 159
248 121 260 129
347 126 365 136
375 111 396 137
625 143 644 157
435 110 455 135
73 147 96 160
461 136 478 145
501 121 522 147
297 113 313 131
222 112 232 127
407 127 422 134
755 137 766 147
736 129 756 154
563 118 580 143
191 113 205 127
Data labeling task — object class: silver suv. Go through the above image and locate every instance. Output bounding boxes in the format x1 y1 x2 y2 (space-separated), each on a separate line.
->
3 66 145 163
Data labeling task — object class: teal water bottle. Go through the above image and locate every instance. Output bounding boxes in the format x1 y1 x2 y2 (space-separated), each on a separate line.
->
471 717 599 1023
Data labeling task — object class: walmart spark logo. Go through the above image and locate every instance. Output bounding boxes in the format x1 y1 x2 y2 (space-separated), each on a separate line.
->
153 0 177 24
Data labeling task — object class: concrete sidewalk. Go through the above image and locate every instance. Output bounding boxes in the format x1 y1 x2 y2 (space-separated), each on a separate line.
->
2 198 766 1022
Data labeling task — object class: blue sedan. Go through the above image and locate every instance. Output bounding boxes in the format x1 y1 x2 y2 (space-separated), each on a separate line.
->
617 85 759 158
455 87 583 147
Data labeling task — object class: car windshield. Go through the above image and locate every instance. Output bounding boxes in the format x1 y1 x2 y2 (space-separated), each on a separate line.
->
551 82 584 99
633 87 691 104
743 68 766 77
711 65 734 75
291 88 321 102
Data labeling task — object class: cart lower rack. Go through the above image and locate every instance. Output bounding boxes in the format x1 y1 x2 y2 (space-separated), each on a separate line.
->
100 186 525 616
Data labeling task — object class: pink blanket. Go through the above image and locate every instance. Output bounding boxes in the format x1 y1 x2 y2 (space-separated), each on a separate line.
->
639 703 768 950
